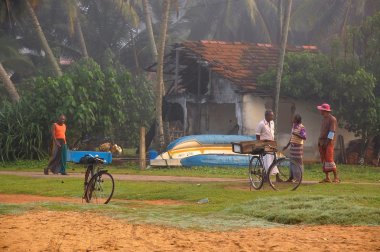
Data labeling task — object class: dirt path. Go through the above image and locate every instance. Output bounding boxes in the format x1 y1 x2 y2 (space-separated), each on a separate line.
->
0 209 379 251
0 171 247 183
0 191 379 251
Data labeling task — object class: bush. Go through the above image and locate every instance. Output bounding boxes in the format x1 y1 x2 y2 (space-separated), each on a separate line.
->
0 59 154 161
0 101 45 161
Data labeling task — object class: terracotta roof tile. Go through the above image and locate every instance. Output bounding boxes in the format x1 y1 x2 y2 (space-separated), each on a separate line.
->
180 40 318 90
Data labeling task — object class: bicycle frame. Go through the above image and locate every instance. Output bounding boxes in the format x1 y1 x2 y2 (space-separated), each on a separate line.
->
256 151 277 174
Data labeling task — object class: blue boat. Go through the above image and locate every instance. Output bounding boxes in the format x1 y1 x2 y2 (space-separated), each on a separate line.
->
180 154 254 167
166 134 256 151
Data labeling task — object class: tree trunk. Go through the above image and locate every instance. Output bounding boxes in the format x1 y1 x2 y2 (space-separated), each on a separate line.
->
130 30 140 73
273 0 292 140
24 0 62 77
277 0 283 45
0 63 20 103
155 0 171 150
142 0 158 62
75 17 88 58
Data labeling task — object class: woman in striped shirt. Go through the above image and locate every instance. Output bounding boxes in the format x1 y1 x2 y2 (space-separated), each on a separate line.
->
283 114 307 181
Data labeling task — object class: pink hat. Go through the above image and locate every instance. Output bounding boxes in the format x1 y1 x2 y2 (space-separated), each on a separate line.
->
317 103 331 112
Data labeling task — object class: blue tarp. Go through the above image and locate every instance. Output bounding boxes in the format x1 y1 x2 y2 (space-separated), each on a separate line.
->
66 150 112 164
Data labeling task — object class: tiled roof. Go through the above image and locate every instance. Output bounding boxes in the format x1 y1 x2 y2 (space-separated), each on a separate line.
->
180 40 318 91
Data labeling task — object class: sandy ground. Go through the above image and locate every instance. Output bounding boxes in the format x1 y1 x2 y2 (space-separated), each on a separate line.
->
0 194 379 251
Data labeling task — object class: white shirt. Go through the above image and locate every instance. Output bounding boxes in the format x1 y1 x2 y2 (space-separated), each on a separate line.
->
255 119 274 141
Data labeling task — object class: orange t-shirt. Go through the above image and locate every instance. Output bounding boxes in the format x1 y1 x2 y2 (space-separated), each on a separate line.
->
54 123 66 143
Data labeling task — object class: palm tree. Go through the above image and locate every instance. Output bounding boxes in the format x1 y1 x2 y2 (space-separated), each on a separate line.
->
24 0 62 76
274 0 292 138
156 0 170 149
142 0 158 61
65 0 89 58
0 63 19 103
171 0 278 43
0 35 34 103
291 0 380 46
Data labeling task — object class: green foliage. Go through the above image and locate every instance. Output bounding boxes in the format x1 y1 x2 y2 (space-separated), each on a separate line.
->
349 11 380 89
0 58 154 161
29 58 154 146
258 52 377 138
0 101 45 161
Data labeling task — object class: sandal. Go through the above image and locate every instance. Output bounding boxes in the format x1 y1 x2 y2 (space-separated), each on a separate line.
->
333 179 341 183
319 178 331 183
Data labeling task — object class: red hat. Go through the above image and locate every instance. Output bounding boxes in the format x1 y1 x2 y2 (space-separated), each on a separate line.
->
317 103 331 112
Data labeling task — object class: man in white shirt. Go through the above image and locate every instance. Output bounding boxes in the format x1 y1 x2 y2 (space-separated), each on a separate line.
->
255 109 280 178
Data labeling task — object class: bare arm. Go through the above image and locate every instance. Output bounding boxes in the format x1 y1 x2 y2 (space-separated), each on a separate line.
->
51 124 61 147
292 132 306 140
283 141 290 150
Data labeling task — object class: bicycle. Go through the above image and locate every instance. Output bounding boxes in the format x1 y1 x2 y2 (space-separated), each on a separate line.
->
232 140 303 191
80 154 115 204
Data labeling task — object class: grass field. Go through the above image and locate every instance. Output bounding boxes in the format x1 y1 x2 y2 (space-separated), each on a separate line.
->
1 160 380 230
2 159 380 182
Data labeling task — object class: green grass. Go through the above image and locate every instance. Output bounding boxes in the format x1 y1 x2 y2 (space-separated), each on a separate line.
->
2 159 380 182
0 171 379 230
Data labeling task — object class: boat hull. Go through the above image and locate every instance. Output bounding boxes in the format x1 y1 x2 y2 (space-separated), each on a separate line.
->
150 134 256 167
180 154 253 167
166 135 256 151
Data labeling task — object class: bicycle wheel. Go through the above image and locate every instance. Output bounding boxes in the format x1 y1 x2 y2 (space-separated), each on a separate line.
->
84 165 94 191
85 172 114 204
268 158 302 191
248 156 265 190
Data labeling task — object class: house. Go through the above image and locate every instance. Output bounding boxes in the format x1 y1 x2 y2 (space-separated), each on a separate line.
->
148 40 357 161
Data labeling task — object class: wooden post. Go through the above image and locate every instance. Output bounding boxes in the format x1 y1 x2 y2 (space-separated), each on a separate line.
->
197 62 201 133
139 127 146 170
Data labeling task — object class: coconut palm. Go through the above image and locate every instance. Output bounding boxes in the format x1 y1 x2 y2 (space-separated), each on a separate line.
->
0 35 34 102
23 0 62 76
291 0 380 46
170 0 278 43
64 0 88 58
77 0 136 65
0 63 19 102
155 0 171 149
274 0 292 137
142 0 158 61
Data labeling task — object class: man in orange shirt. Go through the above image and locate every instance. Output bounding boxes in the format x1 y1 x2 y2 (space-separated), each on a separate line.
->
44 114 68 175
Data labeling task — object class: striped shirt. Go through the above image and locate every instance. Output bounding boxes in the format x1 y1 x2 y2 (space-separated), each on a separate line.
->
290 123 306 145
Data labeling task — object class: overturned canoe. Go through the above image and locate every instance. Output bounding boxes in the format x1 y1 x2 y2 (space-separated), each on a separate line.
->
180 154 253 167
166 134 256 151
150 134 256 167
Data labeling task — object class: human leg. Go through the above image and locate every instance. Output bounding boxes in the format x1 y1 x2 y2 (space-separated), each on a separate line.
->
289 144 303 181
45 143 62 174
60 143 68 175
319 145 332 182
332 170 340 183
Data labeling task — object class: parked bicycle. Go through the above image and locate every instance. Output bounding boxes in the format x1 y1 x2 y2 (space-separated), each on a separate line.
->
80 154 115 204
232 140 303 191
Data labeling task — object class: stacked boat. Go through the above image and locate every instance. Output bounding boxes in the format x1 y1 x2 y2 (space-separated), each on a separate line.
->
149 134 256 167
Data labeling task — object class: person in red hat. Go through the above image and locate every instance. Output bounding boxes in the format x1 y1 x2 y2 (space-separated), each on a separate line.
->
317 103 340 183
